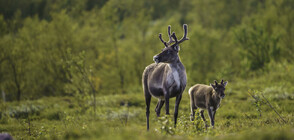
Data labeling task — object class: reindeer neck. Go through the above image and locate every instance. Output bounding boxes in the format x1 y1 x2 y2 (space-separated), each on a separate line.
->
168 58 184 70
167 58 186 89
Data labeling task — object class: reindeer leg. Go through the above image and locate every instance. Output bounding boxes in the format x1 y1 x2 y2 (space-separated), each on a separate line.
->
212 110 216 127
207 107 214 127
155 100 165 117
164 92 170 115
190 96 196 121
144 92 151 131
190 108 196 121
200 110 208 128
155 100 159 112
200 110 206 121
174 94 182 127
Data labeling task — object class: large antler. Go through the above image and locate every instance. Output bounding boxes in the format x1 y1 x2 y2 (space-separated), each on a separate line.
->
171 24 189 47
159 25 176 47
178 24 189 44
159 24 189 47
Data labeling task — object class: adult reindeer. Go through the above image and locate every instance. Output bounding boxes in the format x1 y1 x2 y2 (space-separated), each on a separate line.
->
142 24 189 130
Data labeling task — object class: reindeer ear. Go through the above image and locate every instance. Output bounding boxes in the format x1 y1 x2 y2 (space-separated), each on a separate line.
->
173 46 180 52
223 81 228 87
210 83 215 89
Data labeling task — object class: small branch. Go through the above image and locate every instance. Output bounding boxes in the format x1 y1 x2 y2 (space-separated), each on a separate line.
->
247 91 263 117
247 91 257 100
261 93 287 123
247 91 265 104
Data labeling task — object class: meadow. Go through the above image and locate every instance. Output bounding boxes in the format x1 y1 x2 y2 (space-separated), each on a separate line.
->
0 0 294 139
1 62 294 139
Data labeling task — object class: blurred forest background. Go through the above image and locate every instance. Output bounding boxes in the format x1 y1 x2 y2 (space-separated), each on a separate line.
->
0 0 293 101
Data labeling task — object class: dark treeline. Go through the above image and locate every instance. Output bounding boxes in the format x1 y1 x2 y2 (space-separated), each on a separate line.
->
0 0 293 101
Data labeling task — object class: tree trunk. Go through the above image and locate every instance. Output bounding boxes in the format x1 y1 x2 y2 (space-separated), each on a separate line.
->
17 87 21 101
113 37 125 93
10 60 21 101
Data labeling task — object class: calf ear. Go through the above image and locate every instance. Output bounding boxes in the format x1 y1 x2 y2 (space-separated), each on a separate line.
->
214 80 218 85
210 83 215 89
223 81 228 87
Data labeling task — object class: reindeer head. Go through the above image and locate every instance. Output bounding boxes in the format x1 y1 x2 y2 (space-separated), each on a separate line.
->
153 24 188 64
210 80 228 99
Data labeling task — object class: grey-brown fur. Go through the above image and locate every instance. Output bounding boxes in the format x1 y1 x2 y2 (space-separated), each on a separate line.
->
188 80 228 127
142 24 189 130
0 133 13 140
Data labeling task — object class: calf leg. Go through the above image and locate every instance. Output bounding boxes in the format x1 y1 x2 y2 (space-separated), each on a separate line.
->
212 110 216 127
200 110 208 127
207 107 215 127
174 94 182 127
190 108 196 121
190 96 196 121
212 111 216 121
155 100 165 117
200 110 206 122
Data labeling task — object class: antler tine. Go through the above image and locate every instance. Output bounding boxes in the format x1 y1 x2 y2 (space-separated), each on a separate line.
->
159 24 188 47
167 25 171 37
171 32 178 43
159 33 168 47
177 24 189 44
159 25 175 47
166 25 176 45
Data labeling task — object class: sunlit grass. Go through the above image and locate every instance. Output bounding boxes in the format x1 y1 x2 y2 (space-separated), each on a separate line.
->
1 74 293 140
1 63 294 139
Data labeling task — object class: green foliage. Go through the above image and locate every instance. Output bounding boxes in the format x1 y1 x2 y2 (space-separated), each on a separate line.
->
235 23 280 71
248 90 264 117
0 0 293 99
157 115 175 135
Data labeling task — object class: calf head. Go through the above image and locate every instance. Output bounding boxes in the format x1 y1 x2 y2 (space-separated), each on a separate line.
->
153 24 188 64
210 80 228 99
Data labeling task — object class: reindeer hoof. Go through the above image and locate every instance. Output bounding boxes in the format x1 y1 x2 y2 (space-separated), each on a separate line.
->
190 115 194 121
156 113 160 117
204 124 208 128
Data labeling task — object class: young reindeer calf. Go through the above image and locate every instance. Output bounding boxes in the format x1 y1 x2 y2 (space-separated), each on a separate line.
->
188 80 228 127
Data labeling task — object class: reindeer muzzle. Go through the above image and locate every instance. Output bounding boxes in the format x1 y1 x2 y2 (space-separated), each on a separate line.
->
221 95 225 99
153 55 160 64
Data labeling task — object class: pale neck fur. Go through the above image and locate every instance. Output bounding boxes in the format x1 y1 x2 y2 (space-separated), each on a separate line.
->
168 58 182 70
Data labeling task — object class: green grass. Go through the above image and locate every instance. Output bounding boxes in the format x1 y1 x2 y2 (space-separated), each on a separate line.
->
1 69 294 139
